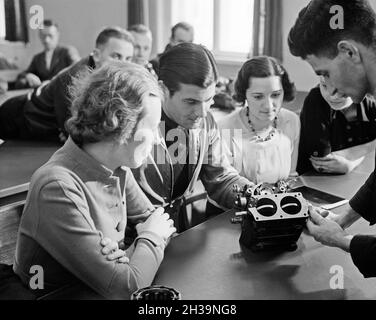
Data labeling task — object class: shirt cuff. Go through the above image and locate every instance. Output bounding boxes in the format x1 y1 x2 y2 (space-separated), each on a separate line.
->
350 195 376 226
135 231 166 248
350 234 376 278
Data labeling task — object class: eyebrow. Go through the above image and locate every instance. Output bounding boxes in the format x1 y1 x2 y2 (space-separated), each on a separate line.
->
315 70 326 76
250 89 283 94
183 96 213 103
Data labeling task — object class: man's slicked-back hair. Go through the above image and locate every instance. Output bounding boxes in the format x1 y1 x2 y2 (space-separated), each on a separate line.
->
288 0 376 59
158 42 218 95
233 56 296 104
128 24 152 37
42 19 58 29
95 26 134 48
171 22 194 40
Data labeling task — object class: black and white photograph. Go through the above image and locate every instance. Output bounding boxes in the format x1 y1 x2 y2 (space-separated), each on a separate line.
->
0 0 376 305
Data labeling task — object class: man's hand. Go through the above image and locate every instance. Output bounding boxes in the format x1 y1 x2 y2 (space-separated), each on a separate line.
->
25 73 42 88
306 209 353 252
309 204 340 222
100 237 129 263
310 204 361 230
136 207 176 242
310 153 353 174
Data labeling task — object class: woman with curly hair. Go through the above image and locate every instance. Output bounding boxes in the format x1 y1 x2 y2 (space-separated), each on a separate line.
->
217 56 299 183
13 61 176 299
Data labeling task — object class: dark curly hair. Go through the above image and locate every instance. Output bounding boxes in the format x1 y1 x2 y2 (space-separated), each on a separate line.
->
233 56 296 104
288 0 376 59
66 61 162 145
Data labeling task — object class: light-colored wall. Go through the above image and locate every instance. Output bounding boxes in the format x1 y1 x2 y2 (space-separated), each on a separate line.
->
0 0 128 69
282 0 315 92
216 0 316 91
3 0 376 89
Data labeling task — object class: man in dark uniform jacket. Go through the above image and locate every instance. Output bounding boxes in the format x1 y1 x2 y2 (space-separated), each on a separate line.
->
0 27 134 142
132 43 251 232
289 0 376 277
15 20 80 89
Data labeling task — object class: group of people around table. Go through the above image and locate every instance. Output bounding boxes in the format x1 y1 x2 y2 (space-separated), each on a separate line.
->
1 0 376 299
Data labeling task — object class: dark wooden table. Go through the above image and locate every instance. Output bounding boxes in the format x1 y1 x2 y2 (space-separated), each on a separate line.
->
153 151 376 300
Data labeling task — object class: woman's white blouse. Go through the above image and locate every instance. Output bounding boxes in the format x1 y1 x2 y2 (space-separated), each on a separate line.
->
217 107 300 184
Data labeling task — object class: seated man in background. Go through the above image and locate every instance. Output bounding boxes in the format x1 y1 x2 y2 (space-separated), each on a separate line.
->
0 26 134 142
166 21 194 49
132 43 252 232
14 61 175 299
298 77 376 174
128 24 156 76
15 20 80 89
150 22 194 74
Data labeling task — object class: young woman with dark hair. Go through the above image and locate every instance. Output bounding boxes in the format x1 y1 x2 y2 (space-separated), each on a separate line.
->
217 56 299 183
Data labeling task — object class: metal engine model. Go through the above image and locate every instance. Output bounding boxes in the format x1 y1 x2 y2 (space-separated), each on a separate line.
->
232 180 309 252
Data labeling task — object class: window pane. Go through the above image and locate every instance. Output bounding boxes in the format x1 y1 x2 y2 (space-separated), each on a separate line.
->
171 0 214 50
0 0 5 39
218 0 254 53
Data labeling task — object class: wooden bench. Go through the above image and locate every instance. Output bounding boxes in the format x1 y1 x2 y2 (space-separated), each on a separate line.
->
0 140 59 264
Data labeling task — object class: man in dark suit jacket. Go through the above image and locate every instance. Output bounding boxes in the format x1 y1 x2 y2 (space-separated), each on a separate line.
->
0 27 134 142
15 19 80 89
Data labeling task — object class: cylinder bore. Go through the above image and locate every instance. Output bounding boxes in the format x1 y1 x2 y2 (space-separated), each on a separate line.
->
280 196 302 215
256 198 278 217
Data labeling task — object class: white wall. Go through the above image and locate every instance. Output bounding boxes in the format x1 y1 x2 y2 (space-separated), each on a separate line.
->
282 0 315 92
0 0 128 69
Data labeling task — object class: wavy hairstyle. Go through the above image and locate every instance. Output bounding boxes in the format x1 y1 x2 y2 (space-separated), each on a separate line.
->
159 42 218 95
66 61 162 145
233 56 296 105
288 0 376 59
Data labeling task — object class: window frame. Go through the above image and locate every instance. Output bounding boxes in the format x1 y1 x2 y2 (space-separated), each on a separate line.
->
211 0 254 62
170 0 255 63
0 0 6 40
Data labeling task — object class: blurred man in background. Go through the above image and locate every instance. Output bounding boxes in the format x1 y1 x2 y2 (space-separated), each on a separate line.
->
128 24 156 76
15 19 80 89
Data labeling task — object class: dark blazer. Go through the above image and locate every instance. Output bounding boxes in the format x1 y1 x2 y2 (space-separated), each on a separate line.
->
349 154 376 278
0 55 95 141
15 45 80 89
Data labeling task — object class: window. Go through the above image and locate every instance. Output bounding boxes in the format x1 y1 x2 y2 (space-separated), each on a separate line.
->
0 0 5 39
171 0 254 60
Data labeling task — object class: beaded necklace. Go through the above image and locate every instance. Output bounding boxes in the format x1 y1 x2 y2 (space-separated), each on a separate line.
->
246 106 277 143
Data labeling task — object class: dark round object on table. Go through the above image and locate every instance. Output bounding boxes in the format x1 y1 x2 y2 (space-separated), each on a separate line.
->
256 198 277 217
131 285 181 300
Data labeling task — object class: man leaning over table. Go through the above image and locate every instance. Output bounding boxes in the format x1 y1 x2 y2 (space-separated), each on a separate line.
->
288 0 376 277
131 43 252 232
